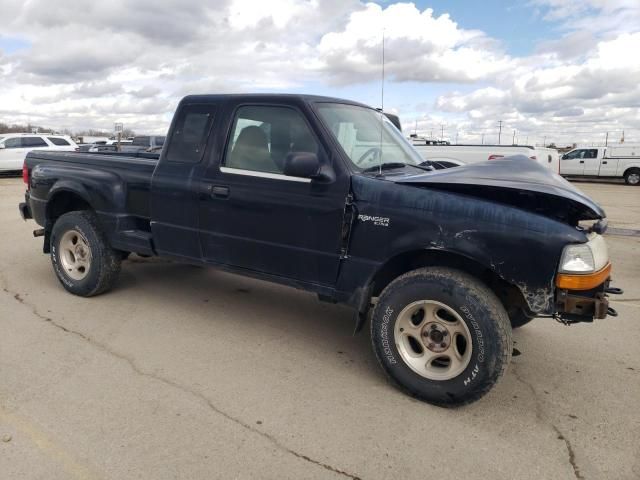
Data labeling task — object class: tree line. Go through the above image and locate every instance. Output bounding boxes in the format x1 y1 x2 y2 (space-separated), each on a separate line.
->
0 122 135 138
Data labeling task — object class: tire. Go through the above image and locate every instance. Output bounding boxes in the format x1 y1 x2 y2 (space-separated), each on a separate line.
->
370 267 512 407
50 211 121 297
624 169 640 186
509 309 535 329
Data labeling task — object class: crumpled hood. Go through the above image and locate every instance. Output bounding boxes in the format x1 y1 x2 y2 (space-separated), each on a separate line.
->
392 156 605 221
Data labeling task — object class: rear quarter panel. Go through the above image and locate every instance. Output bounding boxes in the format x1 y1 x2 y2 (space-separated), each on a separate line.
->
26 152 155 235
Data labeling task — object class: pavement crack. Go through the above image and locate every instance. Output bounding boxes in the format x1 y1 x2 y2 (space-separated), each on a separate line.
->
2 285 362 480
511 365 584 480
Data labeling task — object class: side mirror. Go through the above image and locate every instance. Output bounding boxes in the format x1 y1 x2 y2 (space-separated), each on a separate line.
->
561 154 567 160
284 152 321 178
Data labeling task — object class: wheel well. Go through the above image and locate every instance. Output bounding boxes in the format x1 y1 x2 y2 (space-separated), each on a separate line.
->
370 249 528 316
43 191 91 253
46 191 91 223
624 167 640 176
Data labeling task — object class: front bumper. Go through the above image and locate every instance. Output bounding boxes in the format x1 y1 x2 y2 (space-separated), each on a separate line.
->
555 274 623 322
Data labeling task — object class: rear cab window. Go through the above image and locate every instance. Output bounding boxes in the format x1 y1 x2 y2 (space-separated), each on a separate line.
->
165 104 216 163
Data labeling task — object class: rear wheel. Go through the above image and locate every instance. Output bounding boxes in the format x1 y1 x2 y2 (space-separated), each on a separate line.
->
624 169 640 185
370 267 512 406
50 211 121 297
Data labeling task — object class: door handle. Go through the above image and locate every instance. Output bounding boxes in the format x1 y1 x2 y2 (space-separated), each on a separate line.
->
602 161 607 165
209 185 230 198
579 160 584 164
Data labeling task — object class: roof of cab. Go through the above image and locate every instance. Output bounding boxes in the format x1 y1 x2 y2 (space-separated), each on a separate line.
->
180 93 373 109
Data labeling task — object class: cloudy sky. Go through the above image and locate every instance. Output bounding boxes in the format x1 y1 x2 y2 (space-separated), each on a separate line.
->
0 0 639 145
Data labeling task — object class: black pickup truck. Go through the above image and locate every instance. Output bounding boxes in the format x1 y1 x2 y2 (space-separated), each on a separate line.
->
19 94 621 406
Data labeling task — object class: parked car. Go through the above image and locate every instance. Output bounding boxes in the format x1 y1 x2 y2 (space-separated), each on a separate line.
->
87 139 133 153
119 135 166 154
0 133 78 172
19 94 621 406
412 142 560 173
559 146 640 185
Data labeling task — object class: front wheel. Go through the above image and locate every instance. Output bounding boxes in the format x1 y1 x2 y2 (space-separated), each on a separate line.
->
371 267 512 407
50 211 121 297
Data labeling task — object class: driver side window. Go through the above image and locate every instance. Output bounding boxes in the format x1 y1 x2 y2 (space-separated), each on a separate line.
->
564 150 583 160
223 105 319 174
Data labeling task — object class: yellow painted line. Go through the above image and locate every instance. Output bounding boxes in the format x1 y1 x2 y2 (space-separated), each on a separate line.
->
0 405 100 480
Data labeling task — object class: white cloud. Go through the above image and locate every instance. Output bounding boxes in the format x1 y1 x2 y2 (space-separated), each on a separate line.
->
317 3 512 84
0 0 637 144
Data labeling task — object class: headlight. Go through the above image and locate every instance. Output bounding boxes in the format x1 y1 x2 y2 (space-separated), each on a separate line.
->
559 233 609 274
559 244 594 272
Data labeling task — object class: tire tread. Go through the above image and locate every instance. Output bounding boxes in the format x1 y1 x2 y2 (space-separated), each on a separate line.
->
370 267 512 406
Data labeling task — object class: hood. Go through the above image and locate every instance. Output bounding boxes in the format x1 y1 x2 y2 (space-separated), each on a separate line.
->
391 156 605 223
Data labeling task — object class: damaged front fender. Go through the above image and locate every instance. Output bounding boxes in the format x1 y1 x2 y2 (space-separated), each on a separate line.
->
343 174 590 316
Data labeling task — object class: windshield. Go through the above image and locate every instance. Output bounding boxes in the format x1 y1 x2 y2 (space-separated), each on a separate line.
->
316 103 424 171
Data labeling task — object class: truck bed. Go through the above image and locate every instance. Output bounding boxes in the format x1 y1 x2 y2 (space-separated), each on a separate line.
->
26 150 157 216
25 151 158 253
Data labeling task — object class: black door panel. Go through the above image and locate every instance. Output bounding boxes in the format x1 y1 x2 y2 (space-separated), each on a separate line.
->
198 100 350 285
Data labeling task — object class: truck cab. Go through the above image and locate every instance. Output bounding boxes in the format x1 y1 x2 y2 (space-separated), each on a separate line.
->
560 147 603 175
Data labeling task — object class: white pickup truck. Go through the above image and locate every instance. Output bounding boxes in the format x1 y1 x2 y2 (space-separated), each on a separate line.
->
560 146 640 185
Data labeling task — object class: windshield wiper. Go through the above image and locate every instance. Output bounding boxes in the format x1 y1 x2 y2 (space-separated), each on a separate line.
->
362 162 407 173
412 161 435 171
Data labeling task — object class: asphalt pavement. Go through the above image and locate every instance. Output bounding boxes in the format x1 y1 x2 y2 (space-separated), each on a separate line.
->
1 177 639 480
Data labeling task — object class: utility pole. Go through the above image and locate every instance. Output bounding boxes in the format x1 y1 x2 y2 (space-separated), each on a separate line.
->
605 131 609 146
497 120 503 145
543 136 546 147
481 133 485 145
440 124 445 141
512 129 516 145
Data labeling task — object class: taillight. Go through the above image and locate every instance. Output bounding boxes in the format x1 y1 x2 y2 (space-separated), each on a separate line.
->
488 154 504 160
22 162 30 187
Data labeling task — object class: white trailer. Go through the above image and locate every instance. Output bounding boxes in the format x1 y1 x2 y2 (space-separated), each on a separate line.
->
411 142 560 173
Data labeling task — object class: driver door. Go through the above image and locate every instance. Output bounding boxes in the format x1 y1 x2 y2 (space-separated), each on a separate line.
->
561 149 586 175
198 102 350 286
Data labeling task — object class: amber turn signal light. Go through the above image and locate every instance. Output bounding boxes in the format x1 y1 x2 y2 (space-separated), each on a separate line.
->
556 263 611 290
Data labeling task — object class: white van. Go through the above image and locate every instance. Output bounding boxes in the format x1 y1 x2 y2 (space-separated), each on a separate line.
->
559 146 640 185
0 133 78 172
411 141 560 173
